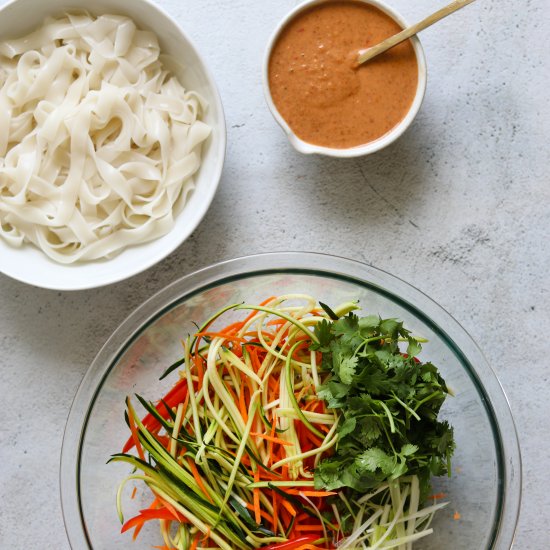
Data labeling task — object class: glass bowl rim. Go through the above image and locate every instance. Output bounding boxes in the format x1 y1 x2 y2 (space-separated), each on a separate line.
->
60 251 522 549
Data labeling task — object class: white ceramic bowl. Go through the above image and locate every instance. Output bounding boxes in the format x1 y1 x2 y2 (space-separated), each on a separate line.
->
0 0 226 291
262 0 427 158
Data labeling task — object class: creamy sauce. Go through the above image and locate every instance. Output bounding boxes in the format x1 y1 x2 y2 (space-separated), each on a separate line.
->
268 1 419 149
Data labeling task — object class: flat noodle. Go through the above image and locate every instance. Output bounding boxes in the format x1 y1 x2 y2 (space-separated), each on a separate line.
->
0 13 211 263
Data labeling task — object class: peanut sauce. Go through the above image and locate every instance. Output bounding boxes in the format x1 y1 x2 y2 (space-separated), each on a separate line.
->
268 1 419 149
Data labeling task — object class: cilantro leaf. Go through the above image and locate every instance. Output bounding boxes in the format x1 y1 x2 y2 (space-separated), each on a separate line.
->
311 319 332 352
313 310 455 506
337 355 358 385
338 417 357 439
355 448 395 476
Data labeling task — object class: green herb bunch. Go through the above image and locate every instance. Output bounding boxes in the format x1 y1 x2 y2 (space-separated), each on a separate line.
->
311 310 455 503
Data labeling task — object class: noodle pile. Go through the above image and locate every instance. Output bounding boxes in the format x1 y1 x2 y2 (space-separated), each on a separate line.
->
0 13 211 263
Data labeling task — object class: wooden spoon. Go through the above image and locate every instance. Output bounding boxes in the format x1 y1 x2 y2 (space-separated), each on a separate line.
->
357 0 477 65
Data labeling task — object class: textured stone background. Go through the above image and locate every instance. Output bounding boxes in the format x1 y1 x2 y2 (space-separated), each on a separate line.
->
0 0 548 548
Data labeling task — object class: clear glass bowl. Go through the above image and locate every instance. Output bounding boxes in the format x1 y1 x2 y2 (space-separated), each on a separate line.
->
61 252 521 549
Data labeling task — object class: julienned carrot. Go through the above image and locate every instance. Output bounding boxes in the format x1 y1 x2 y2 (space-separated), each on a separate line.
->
190 534 200 550
193 353 205 387
249 346 262 372
272 490 279 533
250 432 292 446
245 501 273 524
160 496 186 523
286 490 336 497
187 457 214 503
218 321 246 334
281 499 297 517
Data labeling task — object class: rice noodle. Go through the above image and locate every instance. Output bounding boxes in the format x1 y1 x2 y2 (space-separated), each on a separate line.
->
0 13 211 263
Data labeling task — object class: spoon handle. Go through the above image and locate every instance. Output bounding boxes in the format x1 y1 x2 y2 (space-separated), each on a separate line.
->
357 0 477 65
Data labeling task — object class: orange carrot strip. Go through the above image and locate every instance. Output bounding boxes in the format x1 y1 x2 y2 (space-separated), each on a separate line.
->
258 469 285 481
180 391 190 423
281 499 297 517
296 512 311 523
157 497 187 523
187 457 213 503
250 432 293 446
266 318 287 327
132 521 145 541
233 343 244 358
130 486 137 500
202 526 212 543
304 399 323 412
272 490 279 533
245 502 273 524
224 382 245 423
220 321 245 334
192 352 204 388
190 534 200 550
292 341 310 358
249 347 262 372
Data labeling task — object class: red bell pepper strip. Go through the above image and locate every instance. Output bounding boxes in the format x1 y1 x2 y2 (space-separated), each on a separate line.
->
121 507 188 534
122 378 188 453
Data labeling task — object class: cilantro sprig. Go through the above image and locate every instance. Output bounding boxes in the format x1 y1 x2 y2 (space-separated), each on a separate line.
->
311 311 455 502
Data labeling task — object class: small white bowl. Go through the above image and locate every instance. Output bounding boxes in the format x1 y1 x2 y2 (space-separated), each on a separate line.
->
0 0 226 291
262 0 427 158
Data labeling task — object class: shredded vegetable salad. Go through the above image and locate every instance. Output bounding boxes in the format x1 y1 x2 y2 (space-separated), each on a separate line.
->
110 294 455 549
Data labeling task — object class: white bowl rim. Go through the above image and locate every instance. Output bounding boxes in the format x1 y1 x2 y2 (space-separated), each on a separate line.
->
262 0 427 158
0 0 227 291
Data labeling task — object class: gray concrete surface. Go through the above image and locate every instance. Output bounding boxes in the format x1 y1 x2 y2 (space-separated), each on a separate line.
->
0 0 548 548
